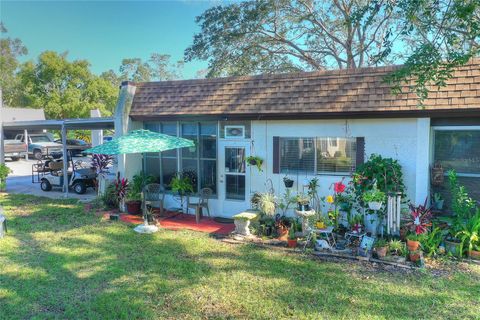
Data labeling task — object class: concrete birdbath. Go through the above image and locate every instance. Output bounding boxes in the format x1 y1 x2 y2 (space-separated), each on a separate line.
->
295 209 316 236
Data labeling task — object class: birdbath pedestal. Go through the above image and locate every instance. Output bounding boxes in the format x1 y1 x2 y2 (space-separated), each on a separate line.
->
295 209 316 236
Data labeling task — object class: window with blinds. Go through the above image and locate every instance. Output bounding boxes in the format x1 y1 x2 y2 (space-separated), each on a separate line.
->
279 137 357 175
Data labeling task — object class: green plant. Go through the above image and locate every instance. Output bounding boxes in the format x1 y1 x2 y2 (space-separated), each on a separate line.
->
170 173 194 195
126 173 155 201
456 209 480 256
389 240 406 256
406 233 426 242
258 192 277 216
374 238 388 248
278 189 296 215
448 170 476 220
362 184 385 203
246 155 263 171
102 183 118 209
432 192 443 202
288 222 297 240
295 193 310 205
421 227 444 257
0 164 12 191
352 154 405 207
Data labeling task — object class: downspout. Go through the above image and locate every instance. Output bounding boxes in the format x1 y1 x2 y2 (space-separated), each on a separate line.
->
0 88 5 165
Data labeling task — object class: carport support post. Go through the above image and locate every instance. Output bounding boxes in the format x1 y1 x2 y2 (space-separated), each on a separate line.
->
24 129 29 160
62 125 69 197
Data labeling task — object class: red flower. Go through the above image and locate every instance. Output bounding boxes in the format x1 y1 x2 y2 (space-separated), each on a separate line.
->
334 181 346 193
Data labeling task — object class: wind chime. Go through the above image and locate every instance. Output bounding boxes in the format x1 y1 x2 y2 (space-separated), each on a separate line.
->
386 192 402 235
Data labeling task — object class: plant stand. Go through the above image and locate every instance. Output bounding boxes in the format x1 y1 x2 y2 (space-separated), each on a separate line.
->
233 211 259 236
295 209 316 236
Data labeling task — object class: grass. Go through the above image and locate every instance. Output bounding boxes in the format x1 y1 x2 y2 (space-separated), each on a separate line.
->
0 194 479 320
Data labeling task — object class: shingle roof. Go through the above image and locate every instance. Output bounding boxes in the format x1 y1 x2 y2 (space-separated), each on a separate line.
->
129 59 480 120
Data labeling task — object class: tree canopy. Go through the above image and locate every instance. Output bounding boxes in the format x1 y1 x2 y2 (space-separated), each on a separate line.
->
0 23 28 107
17 51 118 119
186 0 479 100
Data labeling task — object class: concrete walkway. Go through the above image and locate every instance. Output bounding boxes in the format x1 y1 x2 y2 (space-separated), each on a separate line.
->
4 159 96 202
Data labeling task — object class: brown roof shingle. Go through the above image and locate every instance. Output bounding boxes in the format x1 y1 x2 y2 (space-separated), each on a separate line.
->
129 59 480 120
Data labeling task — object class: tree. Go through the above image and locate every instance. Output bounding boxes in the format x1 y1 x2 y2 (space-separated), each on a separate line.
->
118 54 184 82
0 22 28 106
185 0 398 77
17 51 118 119
377 0 480 102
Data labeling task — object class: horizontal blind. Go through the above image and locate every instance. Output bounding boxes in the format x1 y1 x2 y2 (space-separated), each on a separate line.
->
279 137 315 173
316 137 357 173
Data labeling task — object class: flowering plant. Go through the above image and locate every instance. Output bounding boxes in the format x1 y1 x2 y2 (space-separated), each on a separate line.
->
333 181 346 193
114 178 129 204
91 154 113 174
404 198 432 235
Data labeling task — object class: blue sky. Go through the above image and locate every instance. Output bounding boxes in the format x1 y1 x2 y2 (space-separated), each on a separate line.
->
1 1 222 79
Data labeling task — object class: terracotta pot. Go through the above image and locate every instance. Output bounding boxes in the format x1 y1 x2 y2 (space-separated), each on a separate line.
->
374 246 388 258
409 251 421 262
407 239 420 252
287 239 297 248
125 200 142 215
468 250 480 260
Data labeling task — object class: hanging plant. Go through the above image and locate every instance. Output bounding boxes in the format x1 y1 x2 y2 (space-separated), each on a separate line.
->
246 155 263 172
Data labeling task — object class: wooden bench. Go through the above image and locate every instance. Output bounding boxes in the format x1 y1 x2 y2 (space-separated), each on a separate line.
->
232 210 259 236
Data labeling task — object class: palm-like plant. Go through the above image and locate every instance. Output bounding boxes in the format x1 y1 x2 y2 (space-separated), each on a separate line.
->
456 209 480 256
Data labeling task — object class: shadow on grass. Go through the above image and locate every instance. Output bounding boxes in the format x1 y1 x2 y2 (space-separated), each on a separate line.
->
1 193 479 319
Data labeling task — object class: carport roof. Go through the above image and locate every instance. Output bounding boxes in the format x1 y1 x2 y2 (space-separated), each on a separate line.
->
2 117 115 130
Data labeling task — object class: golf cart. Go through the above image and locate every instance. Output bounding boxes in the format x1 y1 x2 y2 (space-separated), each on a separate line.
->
40 152 97 194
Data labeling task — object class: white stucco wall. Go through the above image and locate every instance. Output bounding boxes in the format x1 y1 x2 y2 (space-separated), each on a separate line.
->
124 117 431 218
249 118 425 213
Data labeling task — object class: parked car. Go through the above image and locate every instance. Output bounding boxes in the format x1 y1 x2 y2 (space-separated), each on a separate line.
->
4 139 27 161
15 133 63 160
103 136 113 143
54 139 91 156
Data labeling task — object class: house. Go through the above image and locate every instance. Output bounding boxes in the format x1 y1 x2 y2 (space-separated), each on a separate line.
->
114 59 480 217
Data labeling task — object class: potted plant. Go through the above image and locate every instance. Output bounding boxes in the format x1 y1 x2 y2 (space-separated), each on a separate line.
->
296 193 310 211
287 222 297 248
431 192 444 210
389 239 406 257
406 233 424 252
125 173 155 215
373 238 388 258
348 214 364 233
283 175 294 188
409 249 422 263
170 173 194 213
245 155 263 172
258 192 277 216
362 186 385 211
456 209 480 259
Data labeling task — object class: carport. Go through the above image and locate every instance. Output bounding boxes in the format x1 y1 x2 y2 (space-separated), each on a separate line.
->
0 117 114 197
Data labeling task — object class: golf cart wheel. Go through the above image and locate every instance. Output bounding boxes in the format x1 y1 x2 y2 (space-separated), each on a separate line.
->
40 179 52 191
10 157 20 161
73 181 87 194
33 149 43 160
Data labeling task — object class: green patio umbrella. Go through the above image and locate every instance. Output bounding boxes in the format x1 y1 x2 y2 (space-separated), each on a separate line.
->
84 129 195 234
84 129 194 155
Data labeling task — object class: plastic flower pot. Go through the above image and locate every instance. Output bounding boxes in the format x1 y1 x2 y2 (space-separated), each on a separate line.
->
407 239 420 252
125 200 142 215
368 201 382 211
287 239 297 248
283 178 294 188
444 238 462 255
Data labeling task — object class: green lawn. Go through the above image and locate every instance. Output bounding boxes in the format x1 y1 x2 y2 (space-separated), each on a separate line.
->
0 194 479 320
